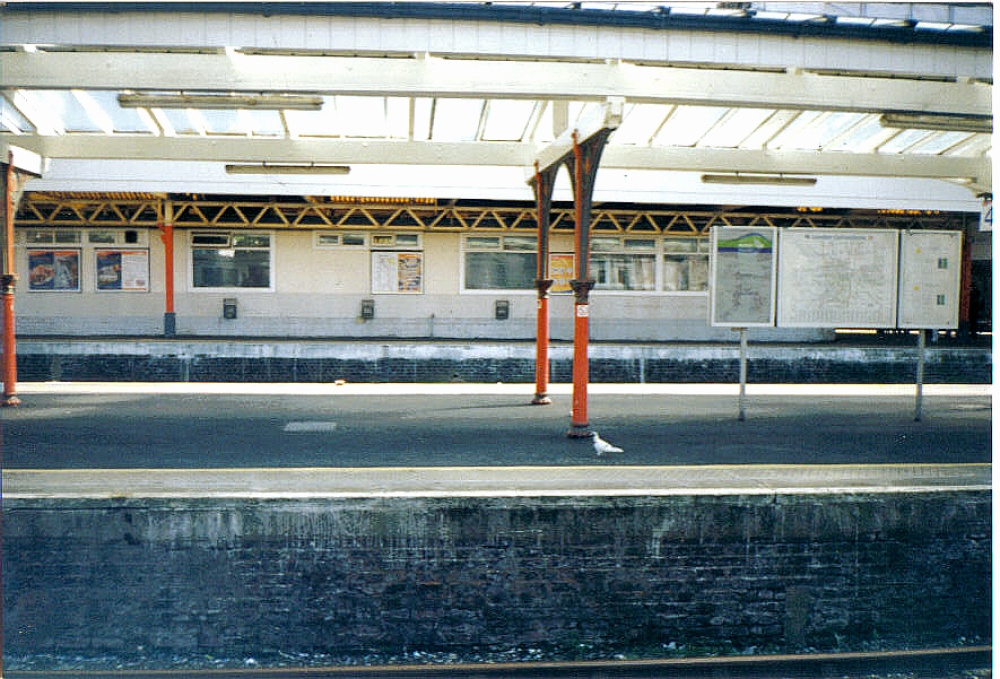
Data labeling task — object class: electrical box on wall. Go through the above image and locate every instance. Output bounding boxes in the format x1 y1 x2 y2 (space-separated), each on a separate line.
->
360 299 375 320
223 298 238 320
495 300 510 320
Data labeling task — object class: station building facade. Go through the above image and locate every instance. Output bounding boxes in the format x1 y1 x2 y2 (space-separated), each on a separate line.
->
14 194 988 342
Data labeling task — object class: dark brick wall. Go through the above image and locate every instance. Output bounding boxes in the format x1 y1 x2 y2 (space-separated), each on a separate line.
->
15 347 991 383
3 492 991 661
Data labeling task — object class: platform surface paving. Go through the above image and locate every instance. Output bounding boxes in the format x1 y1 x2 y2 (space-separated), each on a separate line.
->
1 382 989 497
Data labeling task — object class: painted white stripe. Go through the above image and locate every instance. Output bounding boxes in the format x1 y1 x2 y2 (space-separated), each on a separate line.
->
7 382 992 397
283 421 338 432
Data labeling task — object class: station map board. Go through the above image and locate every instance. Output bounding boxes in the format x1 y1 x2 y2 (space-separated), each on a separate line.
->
777 228 899 328
897 230 962 329
710 226 777 327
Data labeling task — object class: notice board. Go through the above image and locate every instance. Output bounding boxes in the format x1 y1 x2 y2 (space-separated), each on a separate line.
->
371 251 423 293
710 226 777 327
897 230 962 329
777 228 899 328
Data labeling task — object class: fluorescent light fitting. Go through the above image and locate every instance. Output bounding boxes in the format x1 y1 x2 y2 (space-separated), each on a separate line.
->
701 173 817 186
119 93 323 111
880 112 992 134
225 163 350 175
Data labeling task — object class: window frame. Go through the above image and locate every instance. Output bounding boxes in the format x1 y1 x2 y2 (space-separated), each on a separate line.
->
189 230 275 292
589 236 659 294
461 233 539 294
661 235 710 295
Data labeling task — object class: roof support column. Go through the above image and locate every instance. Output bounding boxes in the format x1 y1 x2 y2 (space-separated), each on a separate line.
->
1 148 42 407
530 162 558 406
159 199 176 337
530 97 621 436
565 128 613 438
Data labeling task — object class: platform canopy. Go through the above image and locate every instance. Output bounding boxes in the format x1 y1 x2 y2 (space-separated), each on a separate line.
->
0 1 992 209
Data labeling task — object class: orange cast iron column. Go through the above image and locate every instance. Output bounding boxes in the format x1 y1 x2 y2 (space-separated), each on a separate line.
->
565 129 612 437
2 158 21 406
530 162 557 405
159 200 176 337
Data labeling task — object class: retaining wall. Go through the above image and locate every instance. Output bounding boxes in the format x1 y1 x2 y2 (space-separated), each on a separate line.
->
15 339 992 384
3 491 991 663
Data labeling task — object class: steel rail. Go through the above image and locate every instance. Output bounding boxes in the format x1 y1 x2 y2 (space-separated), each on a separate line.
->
4 646 991 679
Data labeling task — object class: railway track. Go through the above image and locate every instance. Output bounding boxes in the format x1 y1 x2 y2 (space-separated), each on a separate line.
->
4 646 991 679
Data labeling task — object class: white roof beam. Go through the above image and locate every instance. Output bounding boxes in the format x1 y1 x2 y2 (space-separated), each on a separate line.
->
1 51 990 118
6 134 988 189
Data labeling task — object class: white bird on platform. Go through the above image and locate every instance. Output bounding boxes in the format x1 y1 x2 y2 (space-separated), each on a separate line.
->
591 431 623 456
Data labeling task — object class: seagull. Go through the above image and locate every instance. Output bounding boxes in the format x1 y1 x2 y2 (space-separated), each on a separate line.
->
592 431 623 456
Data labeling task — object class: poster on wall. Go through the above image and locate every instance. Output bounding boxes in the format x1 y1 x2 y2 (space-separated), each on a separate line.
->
777 228 899 328
28 250 80 291
548 253 575 294
97 249 150 291
710 226 777 327
897 231 962 329
371 251 423 293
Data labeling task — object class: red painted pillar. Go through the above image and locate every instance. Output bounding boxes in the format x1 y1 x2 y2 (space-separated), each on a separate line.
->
159 200 176 336
2 159 21 406
531 163 557 405
565 128 612 437
570 134 590 433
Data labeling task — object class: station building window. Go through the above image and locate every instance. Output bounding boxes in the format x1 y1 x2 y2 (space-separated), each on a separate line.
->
662 236 709 292
591 237 657 291
463 235 537 290
191 231 272 289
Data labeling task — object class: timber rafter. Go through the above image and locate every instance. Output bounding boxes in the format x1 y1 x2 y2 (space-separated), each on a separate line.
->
14 193 968 234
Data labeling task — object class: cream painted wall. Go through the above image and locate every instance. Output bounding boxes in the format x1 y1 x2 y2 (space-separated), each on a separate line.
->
13 227 752 340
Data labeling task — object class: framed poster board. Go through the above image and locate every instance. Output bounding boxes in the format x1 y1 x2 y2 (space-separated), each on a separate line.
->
548 253 575 294
96 249 150 291
371 251 423 293
28 249 80 291
897 230 962 329
710 226 777 327
777 228 898 328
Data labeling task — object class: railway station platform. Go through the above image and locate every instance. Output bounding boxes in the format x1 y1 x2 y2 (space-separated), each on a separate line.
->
2 382 991 672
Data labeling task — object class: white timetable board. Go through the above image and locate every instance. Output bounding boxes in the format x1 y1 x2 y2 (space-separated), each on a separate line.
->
897 230 962 329
710 226 777 327
777 228 899 328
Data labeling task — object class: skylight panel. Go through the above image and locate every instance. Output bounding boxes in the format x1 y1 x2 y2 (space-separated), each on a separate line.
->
652 105 727 147
481 99 536 141
199 109 247 136
765 110 825 149
19 90 92 133
528 101 556 144
738 110 800 149
337 96 390 138
697 108 775 148
824 115 899 153
386 97 410 139
942 133 992 158
908 131 974 155
411 98 434 141
612 103 673 145
432 98 486 142
284 96 337 138
153 108 202 136
241 109 286 137
878 128 936 154
86 90 155 134
776 112 868 151
0 93 34 134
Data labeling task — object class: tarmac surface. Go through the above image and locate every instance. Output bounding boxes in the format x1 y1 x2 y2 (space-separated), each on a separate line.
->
0 382 991 471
